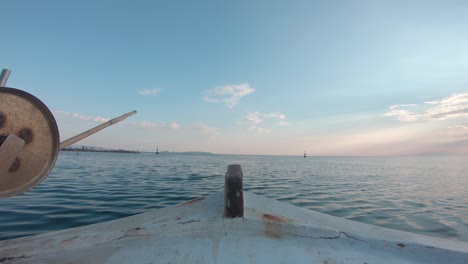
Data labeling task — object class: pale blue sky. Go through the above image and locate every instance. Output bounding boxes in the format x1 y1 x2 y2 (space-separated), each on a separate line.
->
2 0 468 155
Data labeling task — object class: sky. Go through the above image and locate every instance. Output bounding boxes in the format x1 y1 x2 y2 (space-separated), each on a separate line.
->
2 0 468 156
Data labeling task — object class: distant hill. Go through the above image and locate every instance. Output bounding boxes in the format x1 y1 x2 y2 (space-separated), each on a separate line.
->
61 145 139 154
177 151 214 155
60 146 214 155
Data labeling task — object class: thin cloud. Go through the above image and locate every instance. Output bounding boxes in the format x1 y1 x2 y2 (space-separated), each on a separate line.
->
384 109 422 122
448 123 468 139
426 93 468 106
389 104 418 109
448 123 468 132
249 125 272 134
244 112 289 126
264 112 289 126
385 93 468 121
242 111 289 133
138 120 181 130
54 110 110 123
203 83 255 108
138 89 161 96
190 122 219 136
245 112 262 124
135 121 219 136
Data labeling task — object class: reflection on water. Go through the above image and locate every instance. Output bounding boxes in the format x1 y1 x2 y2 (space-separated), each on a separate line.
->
0 152 467 242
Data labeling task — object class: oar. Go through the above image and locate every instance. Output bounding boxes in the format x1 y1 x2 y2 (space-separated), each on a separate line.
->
0 69 11 87
59 110 137 149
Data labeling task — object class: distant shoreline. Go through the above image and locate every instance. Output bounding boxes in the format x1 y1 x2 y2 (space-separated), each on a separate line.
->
61 148 139 154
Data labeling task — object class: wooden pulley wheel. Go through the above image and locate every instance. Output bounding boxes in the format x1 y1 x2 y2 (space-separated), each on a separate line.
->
0 87 59 197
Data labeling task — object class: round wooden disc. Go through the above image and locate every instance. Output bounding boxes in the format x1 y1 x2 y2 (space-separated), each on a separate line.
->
0 87 59 197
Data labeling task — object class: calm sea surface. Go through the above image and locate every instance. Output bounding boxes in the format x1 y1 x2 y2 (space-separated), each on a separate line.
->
0 152 467 242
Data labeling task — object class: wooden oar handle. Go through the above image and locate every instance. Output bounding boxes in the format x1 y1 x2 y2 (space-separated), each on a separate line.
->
0 69 11 87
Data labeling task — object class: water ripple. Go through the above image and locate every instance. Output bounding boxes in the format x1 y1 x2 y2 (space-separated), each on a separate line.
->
0 153 467 242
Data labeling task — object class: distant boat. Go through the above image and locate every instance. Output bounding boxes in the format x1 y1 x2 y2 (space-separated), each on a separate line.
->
156 146 159 155
304 151 306 158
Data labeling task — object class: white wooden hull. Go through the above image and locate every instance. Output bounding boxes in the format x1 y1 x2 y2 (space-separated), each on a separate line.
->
1 191 467 263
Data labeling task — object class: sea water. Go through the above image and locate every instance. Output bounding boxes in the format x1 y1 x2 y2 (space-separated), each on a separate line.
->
0 152 467 242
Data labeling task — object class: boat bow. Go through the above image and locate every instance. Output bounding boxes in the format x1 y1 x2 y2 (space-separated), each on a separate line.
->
1 190 467 263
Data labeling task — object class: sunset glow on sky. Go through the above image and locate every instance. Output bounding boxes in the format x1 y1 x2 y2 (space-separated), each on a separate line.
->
3 1 468 155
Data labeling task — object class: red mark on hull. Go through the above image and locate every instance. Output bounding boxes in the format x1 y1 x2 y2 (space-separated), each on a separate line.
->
262 213 289 223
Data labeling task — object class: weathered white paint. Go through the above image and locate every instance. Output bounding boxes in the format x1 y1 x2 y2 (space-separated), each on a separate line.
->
1 191 467 263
